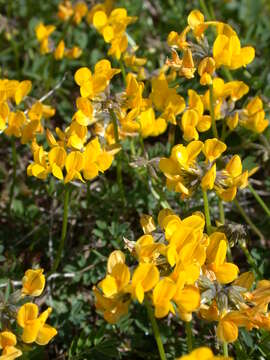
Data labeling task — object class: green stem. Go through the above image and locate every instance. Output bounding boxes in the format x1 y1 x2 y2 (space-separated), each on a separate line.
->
168 124 176 150
8 137 17 214
209 84 218 138
109 108 119 143
109 108 125 200
146 301 167 360
233 199 265 242
239 241 263 278
202 190 211 234
223 342 228 357
220 120 227 142
222 67 233 81
218 198 225 224
119 58 127 85
185 321 193 353
199 0 211 20
248 183 270 217
50 185 70 274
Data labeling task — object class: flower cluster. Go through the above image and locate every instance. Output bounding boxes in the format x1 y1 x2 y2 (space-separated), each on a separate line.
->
91 7 136 60
0 78 55 144
27 59 118 183
0 269 57 359
95 209 270 346
159 138 255 201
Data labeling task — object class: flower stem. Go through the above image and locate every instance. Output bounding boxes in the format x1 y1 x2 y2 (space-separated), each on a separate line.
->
109 108 125 200
185 321 193 353
248 183 270 218
239 241 263 279
223 342 228 357
218 198 225 224
209 84 218 139
50 185 70 274
168 123 176 150
109 108 120 143
119 58 127 85
202 190 211 234
233 198 265 243
8 137 17 214
146 301 167 360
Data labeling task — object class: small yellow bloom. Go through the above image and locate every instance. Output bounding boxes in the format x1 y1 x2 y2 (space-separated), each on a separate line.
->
22 269 45 297
153 277 176 318
203 139 227 162
131 263 159 303
213 33 255 70
0 346 22 359
17 303 57 345
0 332 16 349
64 151 84 183
54 40 65 60
176 346 231 360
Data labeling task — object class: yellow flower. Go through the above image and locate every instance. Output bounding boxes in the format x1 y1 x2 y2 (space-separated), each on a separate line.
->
0 102 9 131
205 232 239 284
0 346 22 359
27 144 49 180
203 139 227 163
135 234 166 264
131 263 159 303
181 89 211 141
0 332 17 349
73 97 93 126
198 57 216 85
48 146 67 180
99 250 130 298
65 46 82 59
17 303 57 345
58 1 73 21
241 96 268 133
217 155 252 202
159 140 203 197
201 163 216 191
35 23 55 55
93 286 130 324
217 317 239 343
140 215 156 234
64 151 84 183
5 111 27 138
213 33 255 70
35 23 55 42
166 49 196 79
138 108 167 138
153 277 176 318
83 137 113 180
73 1 88 25
173 285 200 320
14 80 32 105
176 346 231 360
22 269 45 297
74 60 120 98
151 72 185 125
54 40 65 60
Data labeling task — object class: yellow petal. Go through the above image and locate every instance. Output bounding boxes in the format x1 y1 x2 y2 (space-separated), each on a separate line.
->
17 303 39 328
0 332 16 349
215 263 239 284
36 324 57 345
74 67 92 86
22 269 45 297
22 319 42 343
217 319 238 343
